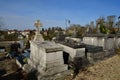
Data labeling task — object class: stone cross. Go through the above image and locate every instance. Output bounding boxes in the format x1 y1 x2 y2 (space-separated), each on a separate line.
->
33 20 44 41
34 20 42 34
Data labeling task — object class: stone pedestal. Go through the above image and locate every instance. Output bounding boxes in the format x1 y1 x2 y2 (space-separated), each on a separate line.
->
34 32 44 42
28 41 67 76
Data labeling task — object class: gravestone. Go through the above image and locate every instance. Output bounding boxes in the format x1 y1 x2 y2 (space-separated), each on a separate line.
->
28 20 67 78
83 34 116 62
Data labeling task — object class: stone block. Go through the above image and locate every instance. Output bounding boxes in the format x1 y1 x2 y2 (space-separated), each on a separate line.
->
58 43 85 58
76 48 85 57
29 41 68 76
46 59 64 68
46 51 63 62
45 64 68 76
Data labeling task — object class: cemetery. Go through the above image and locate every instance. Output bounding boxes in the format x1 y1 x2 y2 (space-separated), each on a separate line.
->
13 19 120 80
1 0 120 79
1 17 120 79
14 20 86 79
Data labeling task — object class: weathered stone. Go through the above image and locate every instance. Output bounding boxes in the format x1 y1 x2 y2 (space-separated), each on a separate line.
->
46 59 64 68
44 65 68 76
46 51 63 62
28 40 67 76
83 34 116 51
58 43 85 58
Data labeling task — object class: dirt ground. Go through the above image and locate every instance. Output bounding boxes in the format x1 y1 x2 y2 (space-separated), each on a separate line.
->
65 54 120 80
0 52 26 80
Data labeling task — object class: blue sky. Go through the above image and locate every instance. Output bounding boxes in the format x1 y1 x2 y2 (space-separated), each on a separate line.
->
0 0 120 30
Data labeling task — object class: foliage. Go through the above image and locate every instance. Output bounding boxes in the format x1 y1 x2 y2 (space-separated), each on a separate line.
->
28 30 35 40
92 28 97 34
5 32 19 41
66 29 73 36
0 31 6 41
96 16 118 34
42 26 63 40
99 23 109 34
66 24 82 37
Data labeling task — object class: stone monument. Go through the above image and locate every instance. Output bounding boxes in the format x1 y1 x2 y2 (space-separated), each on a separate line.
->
28 20 67 79
34 20 44 41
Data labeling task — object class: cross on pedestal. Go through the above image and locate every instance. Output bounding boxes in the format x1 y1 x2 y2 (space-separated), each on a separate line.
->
34 20 44 41
34 20 42 34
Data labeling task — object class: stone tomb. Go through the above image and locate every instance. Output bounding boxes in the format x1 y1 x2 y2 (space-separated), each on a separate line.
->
28 41 67 76
83 34 115 51
83 34 116 62
58 43 85 59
